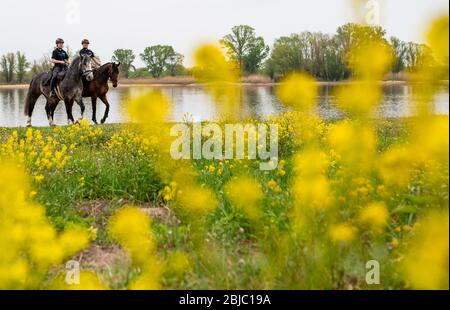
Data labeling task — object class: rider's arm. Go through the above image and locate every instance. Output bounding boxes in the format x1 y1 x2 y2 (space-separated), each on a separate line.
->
51 50 66 65
90 50 101 66
51 58 66 65
92 56 101 66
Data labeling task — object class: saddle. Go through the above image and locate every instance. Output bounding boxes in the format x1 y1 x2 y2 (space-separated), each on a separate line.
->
56 71 66 80
43 70 67 86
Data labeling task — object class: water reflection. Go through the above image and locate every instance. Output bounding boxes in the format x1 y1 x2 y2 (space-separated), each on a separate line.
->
0 84 448 127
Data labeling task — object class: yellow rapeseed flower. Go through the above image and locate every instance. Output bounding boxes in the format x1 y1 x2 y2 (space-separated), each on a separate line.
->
294 149 329 178
109 206 155 266
426 15 449 69
277 73 318 112
293 176 332 209
177 185 217 215
329 224 357 242
358 202 389 233
225 177 263 220
348 41 393 80
193 44 240 118
0 162 89 289
403 211 449 290
128 91 171 126
378 147 415 187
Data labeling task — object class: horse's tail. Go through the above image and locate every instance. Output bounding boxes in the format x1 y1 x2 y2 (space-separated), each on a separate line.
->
24 81 33 116
24 74 40 116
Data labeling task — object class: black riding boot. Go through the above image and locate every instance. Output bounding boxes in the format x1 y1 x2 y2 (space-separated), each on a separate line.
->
50 76 58 97
49 67 62 97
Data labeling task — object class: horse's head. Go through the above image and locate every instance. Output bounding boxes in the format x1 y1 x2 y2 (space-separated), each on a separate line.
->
79 56 94 81
110 62 121 88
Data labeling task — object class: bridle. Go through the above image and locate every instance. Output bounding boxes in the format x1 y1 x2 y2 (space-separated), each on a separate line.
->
82 69 94 78
106 63 119 85
78 57 94 78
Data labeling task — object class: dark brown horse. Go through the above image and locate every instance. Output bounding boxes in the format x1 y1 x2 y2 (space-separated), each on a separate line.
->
24 56 94 126
82 62 120 124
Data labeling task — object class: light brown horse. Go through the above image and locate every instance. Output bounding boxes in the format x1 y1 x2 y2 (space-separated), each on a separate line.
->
82 62 120 124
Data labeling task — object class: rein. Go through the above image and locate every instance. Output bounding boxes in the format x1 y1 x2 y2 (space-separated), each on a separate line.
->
66 56 93 80
82 70 94 77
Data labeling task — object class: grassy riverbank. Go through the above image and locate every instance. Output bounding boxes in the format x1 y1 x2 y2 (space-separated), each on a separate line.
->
1 115 448 289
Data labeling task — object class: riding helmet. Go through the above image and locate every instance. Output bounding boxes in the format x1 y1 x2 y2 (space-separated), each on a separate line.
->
82 39 90 45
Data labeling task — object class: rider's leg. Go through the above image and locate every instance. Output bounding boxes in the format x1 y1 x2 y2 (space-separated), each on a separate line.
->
49 67 61 96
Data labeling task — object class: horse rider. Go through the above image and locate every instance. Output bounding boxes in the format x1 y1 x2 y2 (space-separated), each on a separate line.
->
49 38 69 97
79 39 101 68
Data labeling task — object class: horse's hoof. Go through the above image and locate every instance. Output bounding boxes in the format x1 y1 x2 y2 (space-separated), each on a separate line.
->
93 120 98 125
101 119 106 124
26 124 32 128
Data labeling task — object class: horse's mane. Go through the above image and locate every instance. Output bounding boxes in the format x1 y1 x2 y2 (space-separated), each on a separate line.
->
66 56 84 75
95 62 114 74
69 56 82 67
100 62 114 69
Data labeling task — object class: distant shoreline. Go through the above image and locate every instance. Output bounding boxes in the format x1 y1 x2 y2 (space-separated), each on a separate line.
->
1 79 448 90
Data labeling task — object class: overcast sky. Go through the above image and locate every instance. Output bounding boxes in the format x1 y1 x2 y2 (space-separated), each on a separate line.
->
0 0 448 67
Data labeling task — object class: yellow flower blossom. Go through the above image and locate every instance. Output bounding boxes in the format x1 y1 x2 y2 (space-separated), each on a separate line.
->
109 206 155 266
426 15 449 69
225 177 263 220
329 224 357 242
403 211 449 290
277 73 318 112
358 202 389 233
177 185 217 214
293 176 332 209
193 44 240 118
0 162 89 289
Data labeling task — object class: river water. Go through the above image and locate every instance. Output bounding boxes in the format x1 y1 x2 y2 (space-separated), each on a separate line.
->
0 84 448 127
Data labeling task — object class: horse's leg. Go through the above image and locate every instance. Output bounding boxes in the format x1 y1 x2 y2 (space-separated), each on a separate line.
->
91 96 98 125
65 99 75 125
99 95 110 124
75 97 86 122
50 100 57 125
45 101 53 126
25 93 40 127
47 98 59 126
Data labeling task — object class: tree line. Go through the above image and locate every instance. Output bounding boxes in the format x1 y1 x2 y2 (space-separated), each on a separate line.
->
0 52 30 83
110 23 431 81
111 46 185 79
0 52 56 84
0 23 433 84
264 23 433 81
